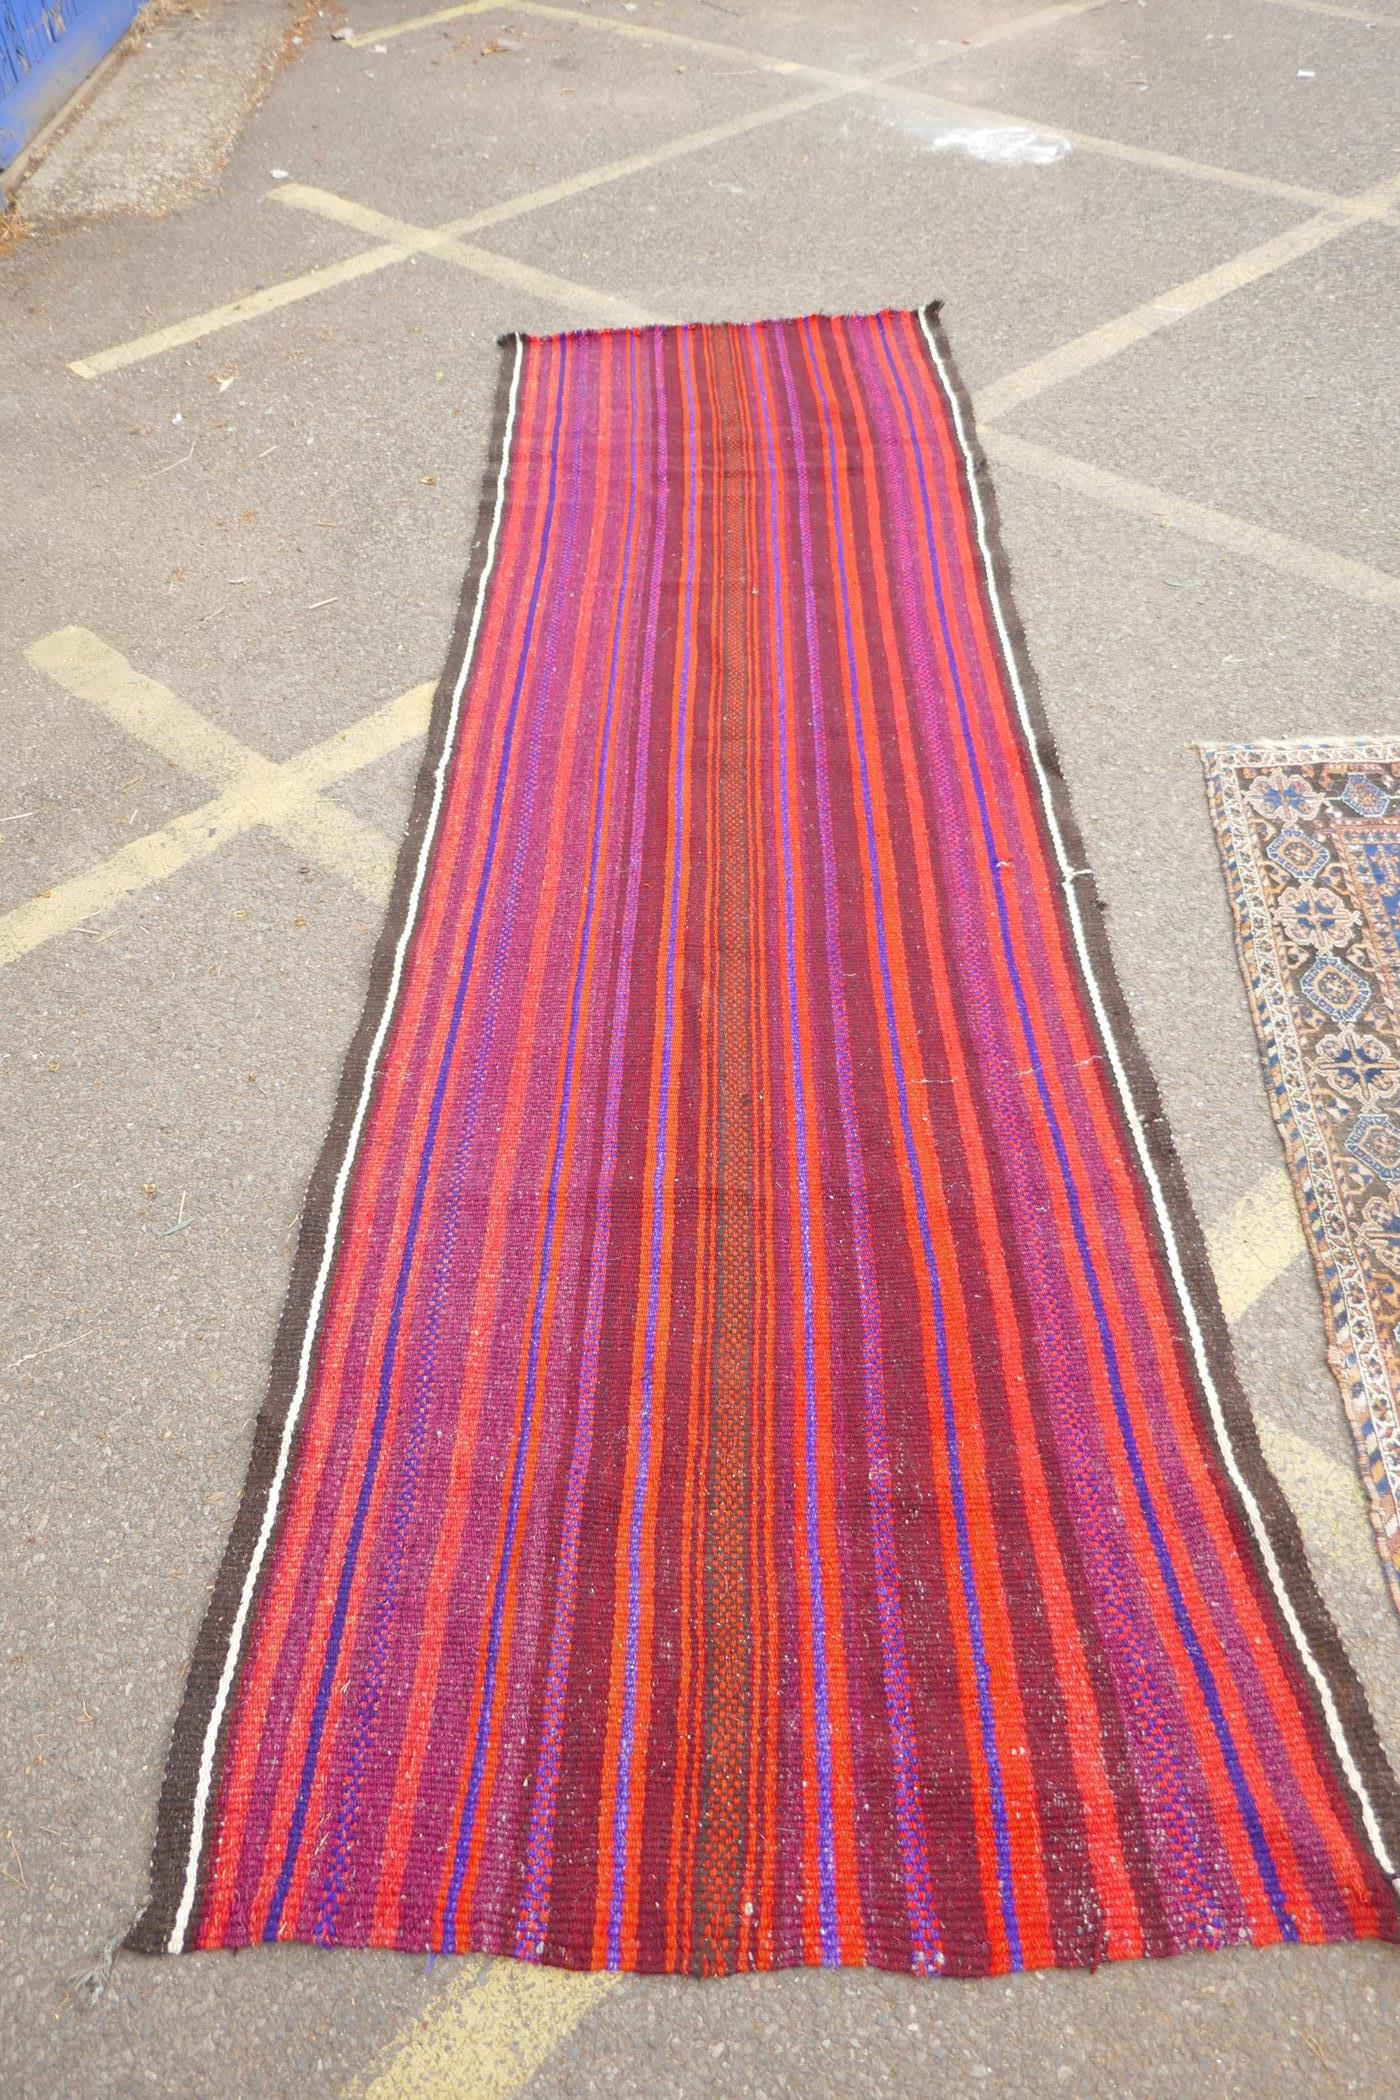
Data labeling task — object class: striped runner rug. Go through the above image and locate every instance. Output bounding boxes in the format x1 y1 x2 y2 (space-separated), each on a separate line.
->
131 309 1400 1977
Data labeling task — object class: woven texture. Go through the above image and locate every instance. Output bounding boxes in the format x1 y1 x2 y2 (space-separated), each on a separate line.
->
1204 740 1400 1613
131 313 1400 1976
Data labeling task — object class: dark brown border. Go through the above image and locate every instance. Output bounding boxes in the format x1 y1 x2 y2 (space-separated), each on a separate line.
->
126 334 524 1952
918 302 1400 1874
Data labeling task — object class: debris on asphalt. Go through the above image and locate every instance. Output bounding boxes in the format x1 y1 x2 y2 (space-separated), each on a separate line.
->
145 1189 193 1237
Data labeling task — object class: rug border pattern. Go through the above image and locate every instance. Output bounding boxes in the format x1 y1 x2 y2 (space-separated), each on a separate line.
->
1201 736 1400 1613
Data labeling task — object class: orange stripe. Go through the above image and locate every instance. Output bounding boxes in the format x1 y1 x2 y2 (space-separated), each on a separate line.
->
752 321 867 1964
881 317 1292 1939
826 314 1143 1958
441 357 645 1942
255 337 602 1944
591 326 700 1967
744 347 782 1965
205 350 562 1932
364 341 628 1940
887 313 1355 1916
675 321 727 1968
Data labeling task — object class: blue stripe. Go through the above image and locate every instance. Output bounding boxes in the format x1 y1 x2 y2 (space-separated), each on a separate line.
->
441 335 643 1949
878 312 1295 1941
262 343 571 1942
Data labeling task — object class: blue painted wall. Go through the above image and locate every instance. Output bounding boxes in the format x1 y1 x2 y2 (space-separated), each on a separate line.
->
2 0 145 175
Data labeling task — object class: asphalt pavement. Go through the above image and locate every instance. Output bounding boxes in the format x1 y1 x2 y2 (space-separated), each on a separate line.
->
3 0 1399 2092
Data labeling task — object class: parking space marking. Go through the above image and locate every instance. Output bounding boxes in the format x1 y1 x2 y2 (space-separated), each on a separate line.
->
352 0 1112 53
272 185 662 325
264 181 1400 618
7 633 435 962
1258 0 1400 22
40 117 1400 978
347 0 499 45
359 1960 618 2100
67 76 866 378
29 625 284 788
1205 1165 1308 1326
984 431 1400 610
483 0 1387 214
74 0 1387 384
1261 1419 1375 1563
69 243 415 379
973 167 1400 421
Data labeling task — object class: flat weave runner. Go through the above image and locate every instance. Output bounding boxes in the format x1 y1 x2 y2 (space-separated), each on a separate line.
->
131 310 1400 1977
1204 740 1400 1616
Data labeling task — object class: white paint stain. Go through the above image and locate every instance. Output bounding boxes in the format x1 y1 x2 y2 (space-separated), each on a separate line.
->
906 112 1071 165
846 104 1071 167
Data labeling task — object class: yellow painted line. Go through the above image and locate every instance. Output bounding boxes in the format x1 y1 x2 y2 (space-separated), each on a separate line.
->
879 91 1360 213
28 627 260 787
67 72 871 379
294 681 436 790
1259 1419 1371 1558
70 0 1377 385
67 0 1160 385
359 1960 618 2100
427 67 918 233
1207 1178 1367 1568
273 186 663 326
362 0 1113 58
0 789 267 970
251 684 439 899
973 167 1400 422
68 244 412 379
916 0 1121 50
498 0 1368 213
4 650 434 964
272 792 399 902
1257 0 1400 22
65 0 1399 387
356 0 815 64
347 0 497 45
0 759 400 965
984 431 1400 611
1204 1165 1308 1325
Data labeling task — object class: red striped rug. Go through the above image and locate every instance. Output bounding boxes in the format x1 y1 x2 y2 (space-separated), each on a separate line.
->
131 309 1400 1977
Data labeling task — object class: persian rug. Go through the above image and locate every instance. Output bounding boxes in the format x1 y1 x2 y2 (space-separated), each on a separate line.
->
1203 740 1400 1613
131 311 1400 1977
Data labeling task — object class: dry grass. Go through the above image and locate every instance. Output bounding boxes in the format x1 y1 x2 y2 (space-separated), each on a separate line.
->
0 212 33 259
